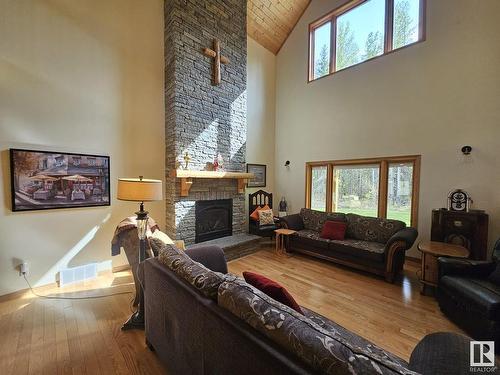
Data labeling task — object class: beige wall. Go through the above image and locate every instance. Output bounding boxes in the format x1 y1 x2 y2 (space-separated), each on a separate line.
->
0 0 165 295
275 0 500 257
246 38 276 219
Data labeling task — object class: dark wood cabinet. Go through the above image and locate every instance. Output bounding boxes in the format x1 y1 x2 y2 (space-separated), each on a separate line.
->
431 209 489 260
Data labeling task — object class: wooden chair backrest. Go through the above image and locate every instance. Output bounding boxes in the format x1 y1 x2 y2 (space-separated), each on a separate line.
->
249 190 272 215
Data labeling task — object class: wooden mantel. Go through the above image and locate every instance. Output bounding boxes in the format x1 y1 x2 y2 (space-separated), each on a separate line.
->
170 170 255 196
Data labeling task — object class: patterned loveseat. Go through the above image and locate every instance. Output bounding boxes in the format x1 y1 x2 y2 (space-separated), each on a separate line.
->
145 239 420 375
281 209 418 282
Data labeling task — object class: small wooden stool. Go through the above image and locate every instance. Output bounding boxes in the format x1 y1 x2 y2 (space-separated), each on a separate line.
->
274 229 296 255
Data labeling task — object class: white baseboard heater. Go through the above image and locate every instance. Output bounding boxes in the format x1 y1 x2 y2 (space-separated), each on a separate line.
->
59 263 98 287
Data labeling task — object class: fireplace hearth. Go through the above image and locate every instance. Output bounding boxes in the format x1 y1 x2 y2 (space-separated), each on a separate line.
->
195 199 233 243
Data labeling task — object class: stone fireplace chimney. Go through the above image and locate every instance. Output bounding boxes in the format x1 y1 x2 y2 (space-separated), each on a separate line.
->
164 0 247 244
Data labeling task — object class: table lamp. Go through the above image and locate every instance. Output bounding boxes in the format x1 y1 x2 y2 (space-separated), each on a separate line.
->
117 176 163 330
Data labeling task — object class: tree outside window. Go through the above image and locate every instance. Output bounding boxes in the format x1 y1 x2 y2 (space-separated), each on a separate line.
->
310 0 423 80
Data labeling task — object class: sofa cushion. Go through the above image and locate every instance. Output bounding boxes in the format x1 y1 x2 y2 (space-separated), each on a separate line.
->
330 239 386 263
243 271 303 314
294 229 330 250
300 208 346 232
293 230 385 262
302 307 411 372
152 237 225 301
440 276 500 320
346 214 406 244
218 277 414 375
320 220 347 240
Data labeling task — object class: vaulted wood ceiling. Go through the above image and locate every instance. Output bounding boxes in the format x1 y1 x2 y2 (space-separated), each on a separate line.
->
247 0 311 54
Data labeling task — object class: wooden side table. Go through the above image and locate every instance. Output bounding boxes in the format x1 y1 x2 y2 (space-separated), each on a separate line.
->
274 229 296 255
417 241 469 295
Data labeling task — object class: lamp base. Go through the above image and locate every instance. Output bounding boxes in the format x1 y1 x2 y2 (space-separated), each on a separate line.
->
122 204 148 331
121 310 145 331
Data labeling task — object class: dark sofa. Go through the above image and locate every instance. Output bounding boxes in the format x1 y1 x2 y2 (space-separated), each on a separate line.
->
144 238 484 374
144 239 419 375
281 209 418 282
144 253 314 374
437 239 500 349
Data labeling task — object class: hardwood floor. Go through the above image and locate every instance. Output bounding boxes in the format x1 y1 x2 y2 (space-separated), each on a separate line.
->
0 270 166 375
0 247 462 374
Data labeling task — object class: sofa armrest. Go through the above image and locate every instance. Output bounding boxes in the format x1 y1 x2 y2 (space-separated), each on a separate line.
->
280 214 304 231
437 257 496 280
185 245 228 274
386 227 418 250
384 228 418 283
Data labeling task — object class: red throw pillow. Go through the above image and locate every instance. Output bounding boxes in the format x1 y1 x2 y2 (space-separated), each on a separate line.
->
243 271 303 314
320 220 347 240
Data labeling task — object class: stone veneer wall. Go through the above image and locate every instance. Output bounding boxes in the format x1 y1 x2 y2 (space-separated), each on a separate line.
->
164 0 247 244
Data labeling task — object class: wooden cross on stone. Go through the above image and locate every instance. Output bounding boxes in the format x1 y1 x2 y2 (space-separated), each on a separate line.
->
203 38 229 86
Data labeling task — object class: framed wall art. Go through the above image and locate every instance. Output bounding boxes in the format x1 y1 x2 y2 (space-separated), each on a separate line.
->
246 163 266 188
10 148 110 211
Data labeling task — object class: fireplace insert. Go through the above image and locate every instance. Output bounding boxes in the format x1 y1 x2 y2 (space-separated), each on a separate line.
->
195 199 233 243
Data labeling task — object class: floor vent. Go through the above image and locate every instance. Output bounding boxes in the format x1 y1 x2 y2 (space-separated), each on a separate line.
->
59 263 98 287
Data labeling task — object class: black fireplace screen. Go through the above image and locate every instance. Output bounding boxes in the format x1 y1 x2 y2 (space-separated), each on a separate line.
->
195 199 233 243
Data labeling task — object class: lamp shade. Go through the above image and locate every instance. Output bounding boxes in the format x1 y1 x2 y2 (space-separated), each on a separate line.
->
117 177 163 202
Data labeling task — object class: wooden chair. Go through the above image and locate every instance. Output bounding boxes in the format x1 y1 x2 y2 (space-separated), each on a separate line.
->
248 190 278 238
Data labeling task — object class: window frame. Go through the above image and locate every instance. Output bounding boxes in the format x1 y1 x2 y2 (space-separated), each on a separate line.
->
308 0 426 82
305 155 421 226
306 164 331 212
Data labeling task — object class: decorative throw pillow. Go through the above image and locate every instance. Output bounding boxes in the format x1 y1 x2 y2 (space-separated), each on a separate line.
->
243 271 303 314
250 206 262 221
258 209 274 226
320 221 347 240
346 213 405 244
250 204 271 222
149 229 175 256
300 208 347 232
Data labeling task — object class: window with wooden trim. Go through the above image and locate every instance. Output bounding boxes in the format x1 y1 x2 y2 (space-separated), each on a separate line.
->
309 0 426 81
305 156 420 226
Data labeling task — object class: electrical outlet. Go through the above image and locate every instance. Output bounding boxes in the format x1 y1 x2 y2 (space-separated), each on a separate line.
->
20 262 29 276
